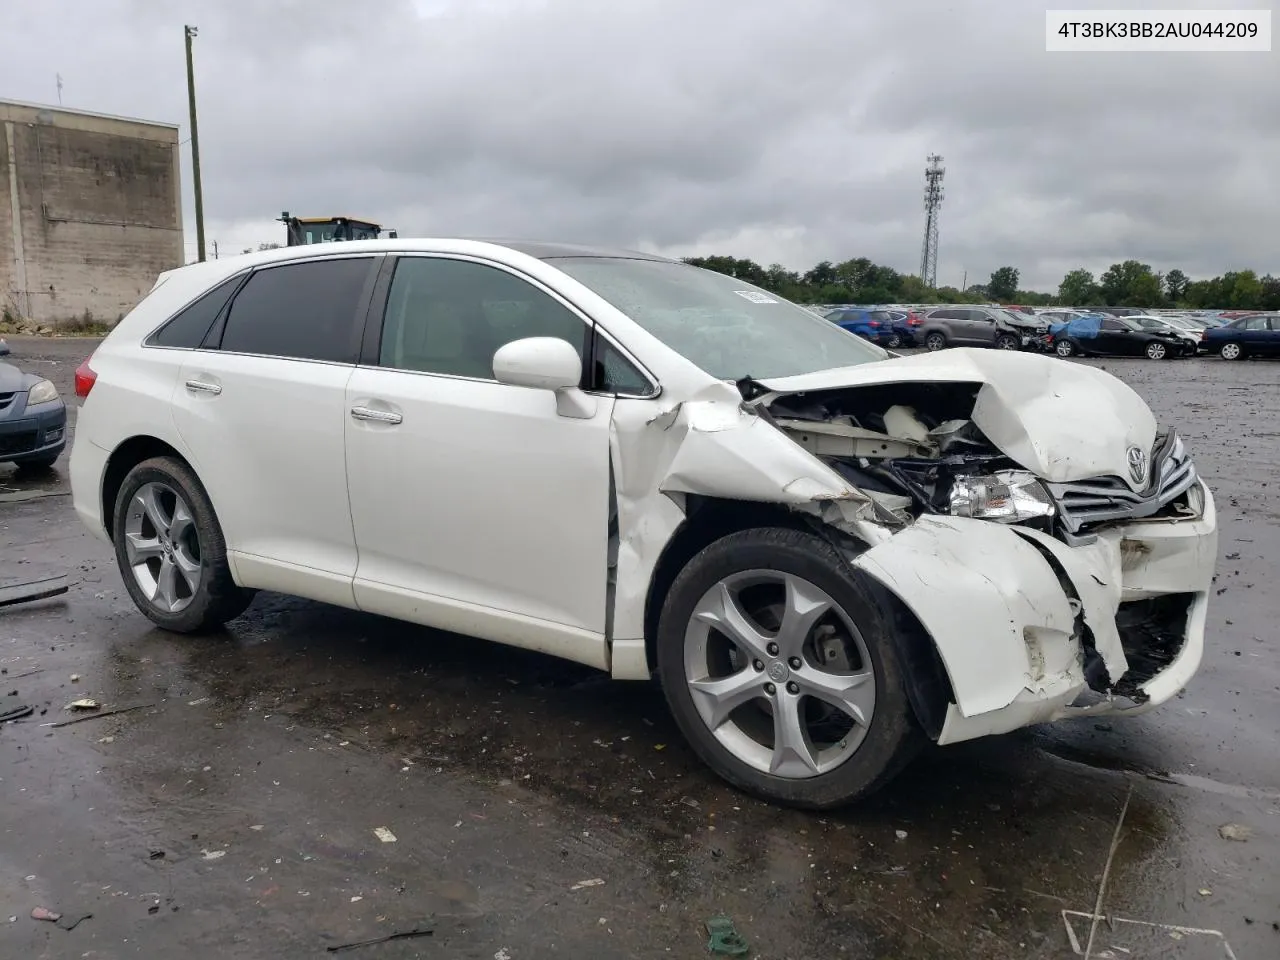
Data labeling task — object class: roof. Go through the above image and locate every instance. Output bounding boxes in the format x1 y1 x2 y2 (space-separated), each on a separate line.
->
0 97 179 131
477 239 675 262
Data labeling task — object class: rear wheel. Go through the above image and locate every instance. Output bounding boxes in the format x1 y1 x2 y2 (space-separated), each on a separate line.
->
1145 341 1169 360
113 456 254 633
1220 341 1244 360
995 333 1020 351
1055 339 1075 357
656 527 920 809
886 334 902 349
924 332 947 352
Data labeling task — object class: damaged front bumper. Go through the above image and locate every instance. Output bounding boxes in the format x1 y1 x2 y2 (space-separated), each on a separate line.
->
851 479 1217 744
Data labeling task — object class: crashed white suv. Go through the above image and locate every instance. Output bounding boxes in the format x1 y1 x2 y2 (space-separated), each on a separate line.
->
69 241 1217 808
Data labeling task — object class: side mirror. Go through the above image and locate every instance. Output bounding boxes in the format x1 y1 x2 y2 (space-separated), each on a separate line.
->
0 339 9 357
492 336 595 419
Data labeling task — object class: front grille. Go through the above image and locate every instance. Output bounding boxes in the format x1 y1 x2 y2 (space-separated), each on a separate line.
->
0 431 38 456
0 391 15 412
1047 433 1199 537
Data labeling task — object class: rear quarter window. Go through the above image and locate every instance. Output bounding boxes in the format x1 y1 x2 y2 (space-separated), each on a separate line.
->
146 274 245 348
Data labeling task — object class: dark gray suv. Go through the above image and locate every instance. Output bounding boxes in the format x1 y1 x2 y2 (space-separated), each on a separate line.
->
916 306 1024 352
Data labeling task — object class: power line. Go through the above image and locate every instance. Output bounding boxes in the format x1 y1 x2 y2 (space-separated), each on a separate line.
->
920 154 945 289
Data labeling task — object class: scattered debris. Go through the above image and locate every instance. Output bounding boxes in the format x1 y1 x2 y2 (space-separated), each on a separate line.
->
495 949 512 960
69 674 81 683
202 850 226 861
250 825 264 831
148 850 165 860
56 913 93 931
0 705 33 724
705 916 749 956
31 907 61 922
349 896 362 903
1218 823 1252 842
48 702 155 728
325 927 434 953
1198 887 1212 897
895 829 908 840
570 878 605 891
373 827 397 843
67 699 100 711
0 574 69 608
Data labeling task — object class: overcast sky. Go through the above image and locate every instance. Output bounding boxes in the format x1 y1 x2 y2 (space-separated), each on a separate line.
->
3 0 1277 290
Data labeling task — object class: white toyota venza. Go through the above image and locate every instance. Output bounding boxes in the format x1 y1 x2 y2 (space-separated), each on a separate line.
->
69 241 1218 808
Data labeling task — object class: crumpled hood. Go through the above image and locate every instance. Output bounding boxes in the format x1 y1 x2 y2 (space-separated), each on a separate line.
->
755 348 1158 488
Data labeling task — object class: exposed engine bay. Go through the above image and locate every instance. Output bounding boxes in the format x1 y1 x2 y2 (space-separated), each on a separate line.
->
741 379 1061 537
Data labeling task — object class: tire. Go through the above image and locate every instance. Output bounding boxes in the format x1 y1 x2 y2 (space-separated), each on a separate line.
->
15 453 59 471
656 527 921 809
112 456 254 633
1220 341 1244 360
1054 339 1075 357
995 333 1020 351
886 334 902 349
924 332 947 352
1145 341 1169 360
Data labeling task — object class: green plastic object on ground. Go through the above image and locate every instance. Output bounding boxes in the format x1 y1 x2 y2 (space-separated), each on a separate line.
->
705 916 749 956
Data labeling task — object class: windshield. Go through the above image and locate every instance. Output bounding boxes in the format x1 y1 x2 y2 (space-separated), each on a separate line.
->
550 257 884 379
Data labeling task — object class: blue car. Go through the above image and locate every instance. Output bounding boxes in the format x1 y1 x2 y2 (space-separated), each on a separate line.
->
1203 313 1280 360
826 307 915 348
0 339 68 469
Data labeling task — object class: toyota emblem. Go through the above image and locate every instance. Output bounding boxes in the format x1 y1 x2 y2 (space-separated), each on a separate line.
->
1126 445 1148 484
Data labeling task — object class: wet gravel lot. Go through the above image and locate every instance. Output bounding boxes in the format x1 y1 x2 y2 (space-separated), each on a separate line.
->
2 335 1277 959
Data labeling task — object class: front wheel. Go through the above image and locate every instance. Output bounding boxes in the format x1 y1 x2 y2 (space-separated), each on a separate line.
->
924 332 947 352
656 527 920 809
1220 342 1245 360
1145 341 1169 360
1055 339 1075 357
886 334 902 349
113 456 254 633
995 333 1021 351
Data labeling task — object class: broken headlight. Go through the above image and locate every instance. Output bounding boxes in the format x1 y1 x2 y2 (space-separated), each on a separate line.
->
948 470 1055 523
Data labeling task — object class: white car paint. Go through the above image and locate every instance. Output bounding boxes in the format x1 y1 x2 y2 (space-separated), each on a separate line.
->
69 239 1217 752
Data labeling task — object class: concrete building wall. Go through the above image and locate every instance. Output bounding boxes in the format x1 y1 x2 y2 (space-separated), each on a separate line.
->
1 99 183 329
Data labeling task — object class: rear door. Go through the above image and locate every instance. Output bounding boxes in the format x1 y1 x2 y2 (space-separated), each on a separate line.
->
1265 317 1280 355
171 255 379 606
962 309 998 345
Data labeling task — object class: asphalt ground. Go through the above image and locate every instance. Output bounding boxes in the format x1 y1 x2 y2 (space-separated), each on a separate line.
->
1 334 1276 959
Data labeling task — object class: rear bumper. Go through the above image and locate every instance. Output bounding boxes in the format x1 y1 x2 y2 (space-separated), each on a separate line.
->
0 401 67 463
69 428 111 543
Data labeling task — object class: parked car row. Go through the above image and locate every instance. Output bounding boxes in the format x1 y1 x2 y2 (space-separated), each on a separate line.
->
825 304 1280 361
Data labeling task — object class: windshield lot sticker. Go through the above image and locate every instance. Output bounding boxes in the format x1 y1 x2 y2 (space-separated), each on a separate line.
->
733 290 778 303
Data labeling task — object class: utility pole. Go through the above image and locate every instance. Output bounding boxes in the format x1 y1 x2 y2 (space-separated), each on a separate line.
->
961 270 967 292
184 25 206 262
212 239 219 260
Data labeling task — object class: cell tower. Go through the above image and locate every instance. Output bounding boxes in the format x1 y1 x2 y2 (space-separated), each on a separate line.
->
920 154 945 289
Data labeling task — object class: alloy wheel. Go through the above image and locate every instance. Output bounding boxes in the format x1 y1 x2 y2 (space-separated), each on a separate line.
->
123 482 204 613
1221 342 1242 360
925 333 946 351
1147 342 1167 360
683 571 875 779
1055 340 1074 357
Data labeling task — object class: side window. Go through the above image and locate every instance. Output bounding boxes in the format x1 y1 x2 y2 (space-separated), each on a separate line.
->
967 310 992 323
378 257 586 379
1268 317 1280 331
591 337 652 395
1102 318 1124 331
148 274 243 348
219 258 374 363
930 309 956 321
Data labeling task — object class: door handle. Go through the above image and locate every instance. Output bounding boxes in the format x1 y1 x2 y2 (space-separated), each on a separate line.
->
350 405 402 425
185 379 222 395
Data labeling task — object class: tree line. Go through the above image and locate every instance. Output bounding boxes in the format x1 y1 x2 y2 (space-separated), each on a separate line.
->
682 255 1280 311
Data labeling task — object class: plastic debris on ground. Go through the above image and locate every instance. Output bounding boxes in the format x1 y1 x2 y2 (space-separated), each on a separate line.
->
67 699 100 711
373 827 397 843
31 907 61 922
1218 823 1252 841
705 916 749 956
570 878 605 891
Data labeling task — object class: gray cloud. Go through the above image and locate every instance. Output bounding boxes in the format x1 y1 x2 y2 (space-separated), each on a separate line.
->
3 0 1276 289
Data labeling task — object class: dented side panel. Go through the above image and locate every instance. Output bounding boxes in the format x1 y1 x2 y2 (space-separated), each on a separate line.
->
851 516 1082 718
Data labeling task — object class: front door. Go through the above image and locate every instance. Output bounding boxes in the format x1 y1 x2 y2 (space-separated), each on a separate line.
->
344 255 615 669
171 255 379 607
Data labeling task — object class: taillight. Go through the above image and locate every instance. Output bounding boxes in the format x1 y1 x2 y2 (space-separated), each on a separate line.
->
908 315 923 326
74 357 97 398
